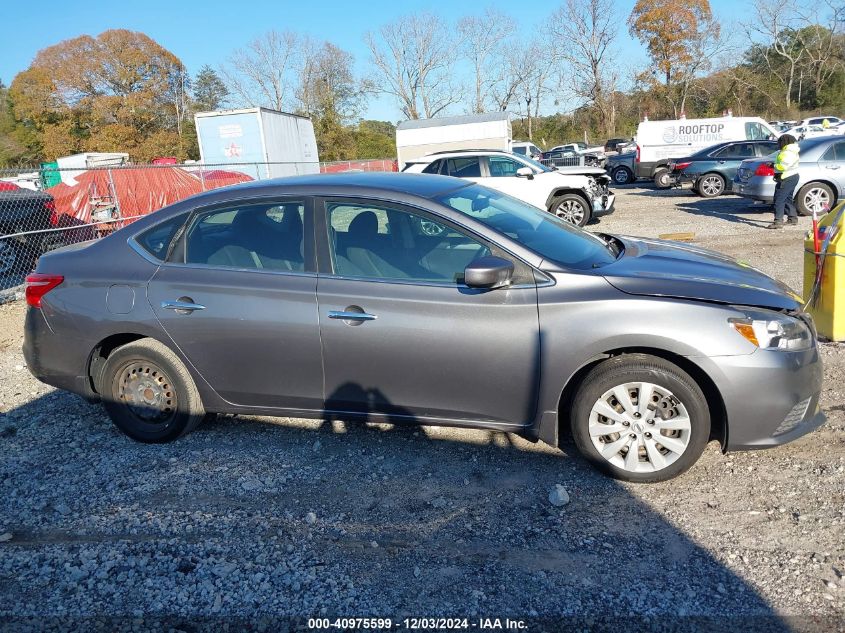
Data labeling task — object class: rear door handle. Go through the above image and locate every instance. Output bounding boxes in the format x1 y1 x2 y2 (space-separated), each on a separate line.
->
328 310 377 321
825 165 841 170
161 300 206 312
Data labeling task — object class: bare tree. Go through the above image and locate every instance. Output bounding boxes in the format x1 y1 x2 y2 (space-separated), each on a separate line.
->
220 30 301 111
670 15 731 116
745 0 806 110
549 0 619 135
457 8 516 114
365 13 461 119
496 43 555 140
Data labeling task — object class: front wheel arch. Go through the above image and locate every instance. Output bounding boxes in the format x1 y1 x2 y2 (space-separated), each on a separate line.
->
546 190 593 227
556 347 727 450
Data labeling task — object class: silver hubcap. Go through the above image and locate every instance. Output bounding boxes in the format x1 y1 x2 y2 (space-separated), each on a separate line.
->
701 176 723 196
117 362 177 423
804 188 830 213
555 200 586 225
588 382 691 473
614 169 630 184
0 241 16 275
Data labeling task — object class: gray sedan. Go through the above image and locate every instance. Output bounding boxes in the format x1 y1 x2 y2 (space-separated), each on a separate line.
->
733 136 845 214
23 173 824 482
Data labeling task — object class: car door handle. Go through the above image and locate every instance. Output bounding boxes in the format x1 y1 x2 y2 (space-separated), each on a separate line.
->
825 165 841 170
161 300 206 312
328 310 377 321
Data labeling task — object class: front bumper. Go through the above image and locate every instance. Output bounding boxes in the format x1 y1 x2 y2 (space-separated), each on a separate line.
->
592 192 615 217
700 345 825 451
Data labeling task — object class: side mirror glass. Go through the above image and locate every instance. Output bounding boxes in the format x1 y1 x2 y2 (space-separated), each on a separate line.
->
516 166 534 179
464 256 514 289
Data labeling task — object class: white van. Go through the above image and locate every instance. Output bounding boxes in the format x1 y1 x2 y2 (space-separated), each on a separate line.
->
635 117 779 187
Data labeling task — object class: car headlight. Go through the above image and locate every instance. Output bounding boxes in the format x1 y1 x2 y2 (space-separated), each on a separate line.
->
728 309 813 351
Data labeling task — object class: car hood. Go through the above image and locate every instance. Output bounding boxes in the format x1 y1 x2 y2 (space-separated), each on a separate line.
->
599 236 802 310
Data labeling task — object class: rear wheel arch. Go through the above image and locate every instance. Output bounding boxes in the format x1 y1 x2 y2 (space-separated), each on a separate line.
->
796 180 838 215
556 347 727 450
87 333 174 394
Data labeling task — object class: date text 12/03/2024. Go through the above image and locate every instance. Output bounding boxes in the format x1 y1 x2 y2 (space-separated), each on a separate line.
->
307 618 528 630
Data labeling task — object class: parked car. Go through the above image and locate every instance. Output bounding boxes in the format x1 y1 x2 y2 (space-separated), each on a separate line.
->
23 172 825 483
0 186 61 276
733 136 845 214
512 141 543 160
541 149 604 169
667 140 778 198
605 151 637 185
796 115 842 128
549 142 606 161
404 150 614 227
603 138 629 153
782 124 831 141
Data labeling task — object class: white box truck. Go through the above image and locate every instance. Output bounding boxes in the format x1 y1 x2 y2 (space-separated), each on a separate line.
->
634 116 779 187
396 112 512 170
194 108 320 179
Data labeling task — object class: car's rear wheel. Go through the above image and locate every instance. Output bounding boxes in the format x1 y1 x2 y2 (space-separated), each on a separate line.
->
100 338 205 443
549 193 591 227
612 166 634 185
570 354 710 483
697 173 725 198
653 168 672 189
796 182 834 216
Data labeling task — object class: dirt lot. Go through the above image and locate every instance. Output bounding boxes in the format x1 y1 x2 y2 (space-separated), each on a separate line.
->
0 184 843 631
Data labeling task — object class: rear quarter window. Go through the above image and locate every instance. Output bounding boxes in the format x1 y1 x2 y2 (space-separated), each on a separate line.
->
135 214 186 260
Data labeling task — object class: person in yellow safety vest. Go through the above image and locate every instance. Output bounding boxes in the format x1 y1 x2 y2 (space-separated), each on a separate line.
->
822 118 830 129
767 133 800 229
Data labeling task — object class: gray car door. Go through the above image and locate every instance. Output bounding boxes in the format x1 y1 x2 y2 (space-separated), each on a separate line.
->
819 141 845 195
316 198 540 426
146 198 323 410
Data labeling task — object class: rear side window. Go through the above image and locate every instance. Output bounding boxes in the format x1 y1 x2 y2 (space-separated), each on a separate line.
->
821 142 845 162
714 143 757 158
135 214 186 260
445 158 481 178
184 202 306 272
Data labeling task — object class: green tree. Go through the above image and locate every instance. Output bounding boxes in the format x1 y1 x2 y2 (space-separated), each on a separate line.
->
193 65 229 112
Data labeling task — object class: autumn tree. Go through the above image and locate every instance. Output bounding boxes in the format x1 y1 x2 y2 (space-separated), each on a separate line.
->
193 65 229 112
9 30 189 161
366 13 461 119
221 30 301 111
549 0 620 135
457 8 516 114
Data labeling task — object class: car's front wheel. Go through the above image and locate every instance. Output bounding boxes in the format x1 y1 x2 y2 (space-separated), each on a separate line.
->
570 354 711 482
549 193 591 227
100 338 205 443
611 166 634 185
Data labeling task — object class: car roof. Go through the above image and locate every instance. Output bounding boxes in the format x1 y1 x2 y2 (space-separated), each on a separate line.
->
424 149 514 157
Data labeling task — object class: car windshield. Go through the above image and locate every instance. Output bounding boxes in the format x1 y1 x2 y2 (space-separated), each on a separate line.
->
434 184 617 270
516 154 553 173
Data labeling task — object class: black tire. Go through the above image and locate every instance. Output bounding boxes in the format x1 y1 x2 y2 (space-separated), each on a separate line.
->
653 168 672 189
697 173 725 198
796 182 834 216
570 354 710 483
611 166 634 185
548 193 591 227
0 240 19 277
100 338 205 443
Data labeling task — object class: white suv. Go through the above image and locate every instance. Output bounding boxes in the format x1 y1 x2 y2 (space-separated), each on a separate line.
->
403 150 615 227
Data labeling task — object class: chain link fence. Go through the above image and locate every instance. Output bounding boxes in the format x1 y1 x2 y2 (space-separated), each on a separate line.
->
0 159 397 299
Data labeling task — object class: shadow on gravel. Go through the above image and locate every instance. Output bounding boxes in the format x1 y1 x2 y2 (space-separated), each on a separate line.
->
673 198 779 228
0 389 817 632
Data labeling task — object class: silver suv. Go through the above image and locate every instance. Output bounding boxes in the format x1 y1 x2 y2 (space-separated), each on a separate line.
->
733 136 845 214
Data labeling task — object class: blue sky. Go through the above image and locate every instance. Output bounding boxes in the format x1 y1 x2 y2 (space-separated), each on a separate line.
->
2 0 738 122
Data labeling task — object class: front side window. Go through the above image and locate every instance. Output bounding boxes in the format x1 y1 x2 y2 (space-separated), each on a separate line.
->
745 122 770 141
327 202 492 283
512 146 527 156
435 184 617 270
488 156 523 177
184 202 305 272
444 157 482 178
821 142 845 162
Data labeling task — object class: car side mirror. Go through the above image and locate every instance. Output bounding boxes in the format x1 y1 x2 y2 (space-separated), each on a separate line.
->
464 256 514 289
516 167 534 179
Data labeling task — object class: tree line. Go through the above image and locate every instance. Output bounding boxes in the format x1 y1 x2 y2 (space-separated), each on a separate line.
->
1 0 843 168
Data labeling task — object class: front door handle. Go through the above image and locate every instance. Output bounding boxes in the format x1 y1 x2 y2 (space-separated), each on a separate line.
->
161 299 206 313
825 165 841 170
328 310 377 321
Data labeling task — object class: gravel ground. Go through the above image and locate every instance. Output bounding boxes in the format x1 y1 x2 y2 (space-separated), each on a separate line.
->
0 184 843 632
